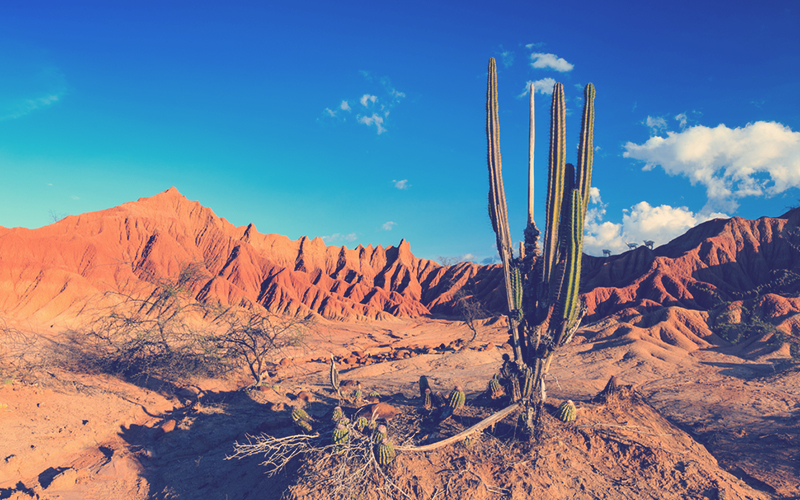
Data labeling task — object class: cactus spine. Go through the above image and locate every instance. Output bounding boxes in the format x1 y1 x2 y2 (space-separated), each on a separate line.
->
485 57 595 431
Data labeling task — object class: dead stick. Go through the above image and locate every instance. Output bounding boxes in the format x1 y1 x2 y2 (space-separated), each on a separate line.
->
396 403 520 452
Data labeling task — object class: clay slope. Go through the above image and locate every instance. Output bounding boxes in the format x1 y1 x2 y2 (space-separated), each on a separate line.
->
0 187 504 324
579 208 800 353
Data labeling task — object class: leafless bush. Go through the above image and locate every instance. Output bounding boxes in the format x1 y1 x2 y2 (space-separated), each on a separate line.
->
0 319 46 382
228 429 410 500
210 310 314 386
64 262 316 386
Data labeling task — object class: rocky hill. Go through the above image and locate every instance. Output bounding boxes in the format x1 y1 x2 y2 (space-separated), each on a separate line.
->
2 187 799 357
0 187 504 324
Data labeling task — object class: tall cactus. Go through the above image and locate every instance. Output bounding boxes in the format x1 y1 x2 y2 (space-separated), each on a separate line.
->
485 57 595 432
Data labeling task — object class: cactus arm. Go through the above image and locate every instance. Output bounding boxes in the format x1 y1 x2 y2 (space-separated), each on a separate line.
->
486 58 514 301
576 83 596 220
552 188 584 346
486 57 524 362
527 82 535 225
543 83 566 287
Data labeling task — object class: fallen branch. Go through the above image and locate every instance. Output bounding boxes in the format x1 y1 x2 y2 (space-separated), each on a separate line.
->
396 403 520 452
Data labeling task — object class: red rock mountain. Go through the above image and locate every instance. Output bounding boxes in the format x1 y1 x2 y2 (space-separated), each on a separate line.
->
1 187 799 356
0 188 504 324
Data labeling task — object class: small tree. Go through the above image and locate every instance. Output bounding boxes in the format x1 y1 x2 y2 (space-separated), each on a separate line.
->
211 310 314 386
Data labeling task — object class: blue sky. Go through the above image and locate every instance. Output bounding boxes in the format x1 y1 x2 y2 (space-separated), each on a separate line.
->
1 1 799 262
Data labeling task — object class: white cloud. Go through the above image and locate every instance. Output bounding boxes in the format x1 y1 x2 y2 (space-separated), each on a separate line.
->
501 51 514 68
530 53 574 72
320 233 358 244
644 115 667 135
393 179 409 190
624 121 800 213
525 42 545 49
360 94 377 107
1 94 62 120
675 113 687 129
589 186 601 204
322 74 404 134
583 188 726 256
358 113 386 134
518 78 557 98
382 221 397 231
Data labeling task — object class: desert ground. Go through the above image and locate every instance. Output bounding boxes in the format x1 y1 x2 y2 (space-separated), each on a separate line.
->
2 315 798 500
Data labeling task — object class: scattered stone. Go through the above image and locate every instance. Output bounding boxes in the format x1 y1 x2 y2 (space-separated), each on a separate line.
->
279 357 292 367
267 402 285 412
356 402 401 422
160 420 177 434
484 343 496 351
297 391 314 402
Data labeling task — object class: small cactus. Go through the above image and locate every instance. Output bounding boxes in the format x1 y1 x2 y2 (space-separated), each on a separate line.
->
376 440 395 466
330 356 341 399
292 408 310 423
489 376 504 399
368 390 380 399
332 422 350 453
557 400 577 422
423 388 432 410
294 418 313 434
372 424 388 444
354 416 369 433
448 386 466 411
331 406 344 422
419 375 431 398
352 389 363 406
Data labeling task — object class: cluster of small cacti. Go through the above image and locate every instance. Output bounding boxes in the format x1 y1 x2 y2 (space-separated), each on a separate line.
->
485 57 596 418
557 400 577 422
331 406 344 423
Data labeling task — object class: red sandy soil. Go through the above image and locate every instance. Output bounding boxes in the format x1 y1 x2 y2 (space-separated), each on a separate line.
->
2 318 798 499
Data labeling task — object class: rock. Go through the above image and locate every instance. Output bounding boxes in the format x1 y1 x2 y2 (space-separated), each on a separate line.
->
160 420 177 434
356 402 401 421
279 358 292 367
47 468 78 490
296 391 314 402
267 402 285 412
484 343 496 351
